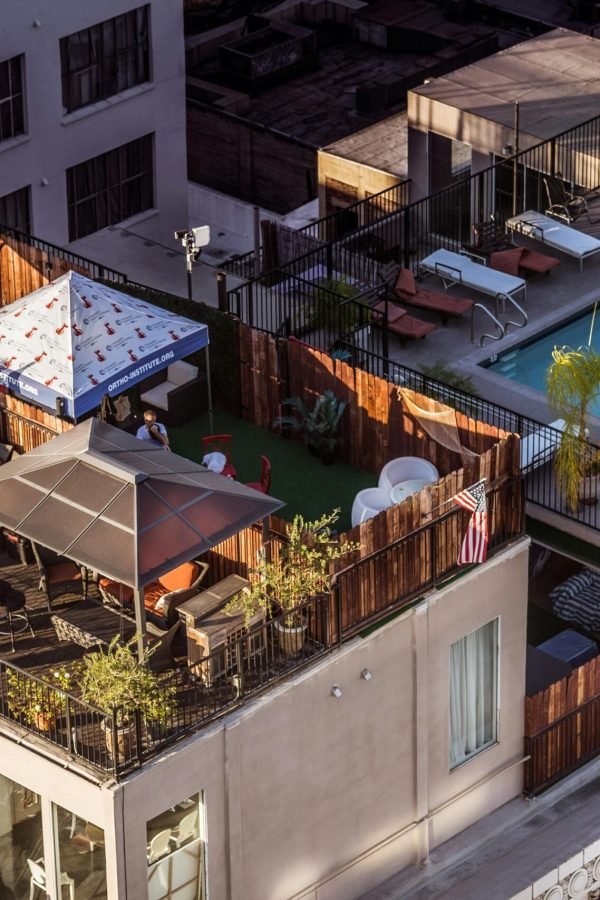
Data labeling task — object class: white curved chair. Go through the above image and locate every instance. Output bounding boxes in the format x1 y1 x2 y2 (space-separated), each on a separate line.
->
147 828 173 864
378 457 439 495
351 487 392 528
172 808 199 848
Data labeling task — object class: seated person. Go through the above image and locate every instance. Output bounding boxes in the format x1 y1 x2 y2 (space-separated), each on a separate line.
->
136 410 170 450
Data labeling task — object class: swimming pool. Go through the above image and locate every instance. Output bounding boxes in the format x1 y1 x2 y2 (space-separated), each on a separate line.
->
484 304 600 416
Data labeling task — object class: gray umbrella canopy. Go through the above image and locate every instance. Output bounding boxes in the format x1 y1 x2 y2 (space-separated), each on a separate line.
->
0 419 284 588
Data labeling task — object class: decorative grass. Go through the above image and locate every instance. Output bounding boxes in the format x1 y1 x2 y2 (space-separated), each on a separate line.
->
169 409 376 532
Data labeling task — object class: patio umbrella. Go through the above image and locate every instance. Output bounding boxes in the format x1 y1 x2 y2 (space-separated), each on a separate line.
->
0 271 209 418
0 419 284 652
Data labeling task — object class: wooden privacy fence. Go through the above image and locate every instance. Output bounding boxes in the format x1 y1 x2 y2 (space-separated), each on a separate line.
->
0 227 126 307
0 394 70 451
237 324 512 477
524 656 600 795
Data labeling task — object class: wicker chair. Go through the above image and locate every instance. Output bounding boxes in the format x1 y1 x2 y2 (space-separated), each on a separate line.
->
31 543 87 611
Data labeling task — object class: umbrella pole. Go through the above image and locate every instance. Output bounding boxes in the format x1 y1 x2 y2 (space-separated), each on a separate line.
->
205 344 214 434
133 587 148 658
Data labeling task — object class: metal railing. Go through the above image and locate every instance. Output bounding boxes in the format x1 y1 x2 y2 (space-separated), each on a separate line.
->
223 180 409 280
0 483 522 777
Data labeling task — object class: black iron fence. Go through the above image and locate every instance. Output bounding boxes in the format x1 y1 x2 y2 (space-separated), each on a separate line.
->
224 180 409 281
0 482 521 777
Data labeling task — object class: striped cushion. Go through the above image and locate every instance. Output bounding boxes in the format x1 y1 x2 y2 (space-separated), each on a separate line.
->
549 569 600 631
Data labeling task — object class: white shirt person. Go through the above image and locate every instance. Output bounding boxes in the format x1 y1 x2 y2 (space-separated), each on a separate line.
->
136 410 170 450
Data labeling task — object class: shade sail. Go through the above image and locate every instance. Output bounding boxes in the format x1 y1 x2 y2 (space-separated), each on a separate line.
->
0 271 209 418
0 419 284 588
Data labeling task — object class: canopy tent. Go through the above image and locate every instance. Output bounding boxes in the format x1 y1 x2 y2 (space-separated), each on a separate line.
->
0 271 209 419
0 419 284 651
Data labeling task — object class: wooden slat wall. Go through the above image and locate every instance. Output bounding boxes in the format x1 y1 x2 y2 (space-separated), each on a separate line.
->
0 394 71 451
524 657 600 793
0 235 92 307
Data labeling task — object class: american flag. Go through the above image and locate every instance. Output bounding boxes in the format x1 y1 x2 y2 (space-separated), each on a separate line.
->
454 479 488 565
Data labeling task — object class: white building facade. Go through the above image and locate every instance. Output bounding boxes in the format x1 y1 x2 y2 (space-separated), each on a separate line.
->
0 0 188 250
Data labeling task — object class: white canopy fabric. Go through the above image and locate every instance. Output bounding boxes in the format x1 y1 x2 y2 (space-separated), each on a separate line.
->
0 271 209 418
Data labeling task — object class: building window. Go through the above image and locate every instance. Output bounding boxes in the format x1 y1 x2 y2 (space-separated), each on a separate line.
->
0 185 31 233
60 6 150 113
449 618 499 769
54 805 108 899
66 134 154 241
0 775 43 896
146 793 207 899
0 55 25 141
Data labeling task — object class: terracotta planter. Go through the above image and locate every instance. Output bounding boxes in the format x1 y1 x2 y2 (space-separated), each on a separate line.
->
101 718 138 762
275 619 307 657
34 712 54 732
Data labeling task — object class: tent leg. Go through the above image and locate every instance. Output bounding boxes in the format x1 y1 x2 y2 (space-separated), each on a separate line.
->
205 344 214 434
133 588 148 659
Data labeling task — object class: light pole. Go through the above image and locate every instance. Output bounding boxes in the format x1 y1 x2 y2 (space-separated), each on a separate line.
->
174 225 210 302
512 101 520 217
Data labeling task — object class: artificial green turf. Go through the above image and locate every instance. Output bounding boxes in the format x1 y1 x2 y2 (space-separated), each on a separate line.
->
169 409 376 533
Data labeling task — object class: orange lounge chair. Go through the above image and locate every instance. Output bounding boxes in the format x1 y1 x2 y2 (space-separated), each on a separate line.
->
489 246 560 279
390 268 473 326
372 300 436 346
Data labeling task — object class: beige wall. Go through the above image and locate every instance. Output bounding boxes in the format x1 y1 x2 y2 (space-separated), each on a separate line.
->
0 540 527 899
317 150 405 220
115 538 529 900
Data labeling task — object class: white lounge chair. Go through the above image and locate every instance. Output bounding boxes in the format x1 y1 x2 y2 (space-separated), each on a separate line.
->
351 487 392 528
506 211 600 272
520 419 566 472
419 248 526 304
378 457 440 494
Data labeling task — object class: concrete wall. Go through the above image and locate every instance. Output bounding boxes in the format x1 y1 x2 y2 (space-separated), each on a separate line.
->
0 0 187 248
317 150 406 219
116 538 528 900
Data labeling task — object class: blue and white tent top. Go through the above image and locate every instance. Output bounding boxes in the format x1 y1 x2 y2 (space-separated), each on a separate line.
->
0 271 209 418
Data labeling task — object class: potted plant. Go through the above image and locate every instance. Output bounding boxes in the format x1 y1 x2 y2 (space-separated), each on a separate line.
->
546 345 600 510
78 637 176 760
7 666 74 732
273 390 347 464
227 510 360 657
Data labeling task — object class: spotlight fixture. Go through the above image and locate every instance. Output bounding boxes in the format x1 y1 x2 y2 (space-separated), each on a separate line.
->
331 685 342 699
360 668 372 681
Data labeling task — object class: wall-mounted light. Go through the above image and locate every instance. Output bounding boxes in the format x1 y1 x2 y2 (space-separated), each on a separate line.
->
501 144 513 157
360 668 372 681
331 685 342 699
40 177 49 187
32 19 42 27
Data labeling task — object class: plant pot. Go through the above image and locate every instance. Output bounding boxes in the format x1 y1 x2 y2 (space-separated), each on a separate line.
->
101 717 138 762
275 619 308 657
307 441 321 458
579 473 600 506
319 445 338 466
34 712 54 732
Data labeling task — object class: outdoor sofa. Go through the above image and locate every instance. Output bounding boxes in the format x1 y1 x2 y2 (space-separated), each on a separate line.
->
140 360 208 426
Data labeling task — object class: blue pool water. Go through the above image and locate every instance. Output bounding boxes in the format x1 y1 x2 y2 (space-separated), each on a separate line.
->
484 305 600 417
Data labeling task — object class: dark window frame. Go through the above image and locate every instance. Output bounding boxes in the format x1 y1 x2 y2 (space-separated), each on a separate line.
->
0 55 25 142
60 5 150 113
0 186 31 233
66 134 154 241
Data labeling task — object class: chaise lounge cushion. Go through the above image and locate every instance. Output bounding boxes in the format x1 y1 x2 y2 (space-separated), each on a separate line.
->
491 247 560 278
372 301 436 341
394 267 417 296
99 561 203 621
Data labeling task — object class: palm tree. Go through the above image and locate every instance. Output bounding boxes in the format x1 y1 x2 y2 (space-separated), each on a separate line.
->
546 345 600 510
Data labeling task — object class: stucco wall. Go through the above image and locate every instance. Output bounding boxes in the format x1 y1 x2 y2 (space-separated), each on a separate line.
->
0 0 187 248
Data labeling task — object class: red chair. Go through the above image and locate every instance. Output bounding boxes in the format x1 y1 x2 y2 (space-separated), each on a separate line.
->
245 456 271 494
202 434 237 478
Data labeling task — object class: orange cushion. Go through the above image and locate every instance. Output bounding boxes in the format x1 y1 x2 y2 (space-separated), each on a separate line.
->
47 562 82 584
394 268 417 296
490 247 524 276
143 585 168 613
158 561 199 592
99 578 133 604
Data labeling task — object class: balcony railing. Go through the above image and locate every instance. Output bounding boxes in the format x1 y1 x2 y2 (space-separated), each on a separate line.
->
0 482 522 777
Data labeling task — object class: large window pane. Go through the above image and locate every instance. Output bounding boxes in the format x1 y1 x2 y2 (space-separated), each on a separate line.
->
0 774 43 897
0 55 25 142
60 6 150 112
449 617 498 769
0 185 31 233
66 134 154 240
146 793 206 899
54 804 108 899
